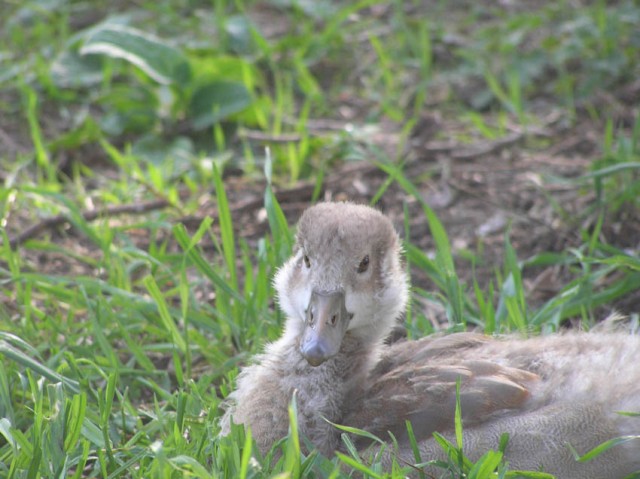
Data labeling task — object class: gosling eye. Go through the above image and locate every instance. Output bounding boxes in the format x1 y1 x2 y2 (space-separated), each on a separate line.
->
357 255 370 273
303 255 311 268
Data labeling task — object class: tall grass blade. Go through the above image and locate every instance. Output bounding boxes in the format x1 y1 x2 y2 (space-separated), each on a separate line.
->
283 394 301 477
335 452 384 479
63 392 87 453
377 161 465 324
212 163 238 290
572 435 640 462
173 222 244 303
264 149 293 262
0 340 80 394
144 275 187 352
405 420 426 479
21 84 56 184
239 428 253 479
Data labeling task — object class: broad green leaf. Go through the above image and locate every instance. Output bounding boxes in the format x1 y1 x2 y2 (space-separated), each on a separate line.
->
50 49 104 88
131 135 194 168
81 24 191 85
189 81 253 129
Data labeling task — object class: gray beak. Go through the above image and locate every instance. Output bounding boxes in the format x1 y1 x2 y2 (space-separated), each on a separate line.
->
300 290 350 366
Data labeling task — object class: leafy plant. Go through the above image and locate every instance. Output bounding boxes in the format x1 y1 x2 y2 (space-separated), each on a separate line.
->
1 1 639 478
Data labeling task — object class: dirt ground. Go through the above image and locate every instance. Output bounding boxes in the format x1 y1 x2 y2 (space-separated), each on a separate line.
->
213 109 640 320
8 107 640 325
200 84 640 314
2 3 640 326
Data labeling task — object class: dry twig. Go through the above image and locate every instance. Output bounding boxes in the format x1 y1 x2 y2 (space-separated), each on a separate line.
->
6 199 172 249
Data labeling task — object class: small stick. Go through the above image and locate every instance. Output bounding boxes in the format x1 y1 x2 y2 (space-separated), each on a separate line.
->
7 198 171 249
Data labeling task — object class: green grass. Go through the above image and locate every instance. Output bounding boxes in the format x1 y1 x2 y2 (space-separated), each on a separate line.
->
1 0 640 477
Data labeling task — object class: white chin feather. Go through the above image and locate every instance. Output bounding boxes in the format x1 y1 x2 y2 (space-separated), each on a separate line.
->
274 261 309 324
347 283 407 338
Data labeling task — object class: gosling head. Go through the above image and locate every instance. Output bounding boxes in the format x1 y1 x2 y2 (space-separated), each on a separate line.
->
274 202 408 366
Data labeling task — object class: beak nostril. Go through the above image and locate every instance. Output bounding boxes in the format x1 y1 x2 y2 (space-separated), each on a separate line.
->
330 315 337 326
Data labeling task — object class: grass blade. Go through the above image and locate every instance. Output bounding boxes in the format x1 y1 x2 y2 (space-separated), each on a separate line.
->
0 340 80 394
144 275 187 352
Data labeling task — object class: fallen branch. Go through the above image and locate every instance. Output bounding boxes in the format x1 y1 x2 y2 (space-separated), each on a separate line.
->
5 161 381 249
237 128 302 143
180 161 380 228
419 123 558 161
7 198 172 249
450 131 523 160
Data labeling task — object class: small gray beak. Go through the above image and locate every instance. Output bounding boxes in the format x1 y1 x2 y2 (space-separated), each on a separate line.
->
300 290 350 366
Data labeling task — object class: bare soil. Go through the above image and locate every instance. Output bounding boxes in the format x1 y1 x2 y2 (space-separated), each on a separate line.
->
6 103 640 324
3 3 640 326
